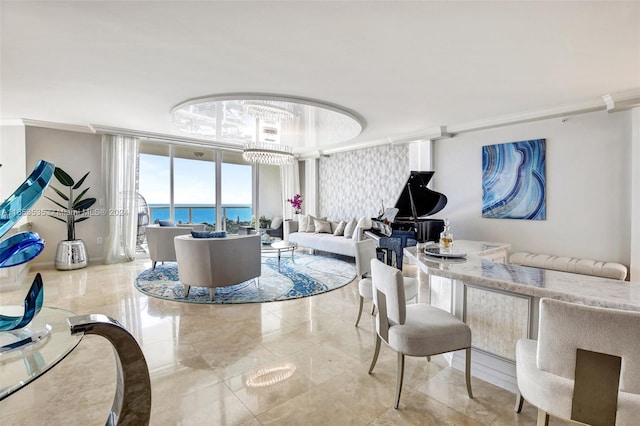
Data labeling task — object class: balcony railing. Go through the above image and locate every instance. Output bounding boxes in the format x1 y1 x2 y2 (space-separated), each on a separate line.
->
148 205 253 234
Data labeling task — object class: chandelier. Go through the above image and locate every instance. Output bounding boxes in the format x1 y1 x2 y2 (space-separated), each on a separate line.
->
242 141 294 164
244 101 295 122
170 94 363 165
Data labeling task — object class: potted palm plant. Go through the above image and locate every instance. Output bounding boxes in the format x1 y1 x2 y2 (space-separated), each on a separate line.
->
45 167 97 270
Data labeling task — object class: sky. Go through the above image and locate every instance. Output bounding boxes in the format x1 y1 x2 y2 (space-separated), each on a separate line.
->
138 154 252 205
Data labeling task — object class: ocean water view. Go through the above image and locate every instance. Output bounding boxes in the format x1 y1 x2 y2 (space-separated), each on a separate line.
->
149 204 252 224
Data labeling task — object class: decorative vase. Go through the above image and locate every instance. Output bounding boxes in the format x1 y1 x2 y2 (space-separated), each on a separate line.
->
54 240 88 270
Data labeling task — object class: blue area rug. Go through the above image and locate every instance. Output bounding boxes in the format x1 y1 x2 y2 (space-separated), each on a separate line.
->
134 253 356 304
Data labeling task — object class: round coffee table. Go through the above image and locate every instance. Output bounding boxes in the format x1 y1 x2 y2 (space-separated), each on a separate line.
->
262 240 297 272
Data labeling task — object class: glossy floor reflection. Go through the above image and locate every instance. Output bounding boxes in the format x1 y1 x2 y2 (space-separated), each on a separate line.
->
0 258 571 425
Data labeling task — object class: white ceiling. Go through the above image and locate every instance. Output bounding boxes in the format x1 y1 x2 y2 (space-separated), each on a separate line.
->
1 1 639 155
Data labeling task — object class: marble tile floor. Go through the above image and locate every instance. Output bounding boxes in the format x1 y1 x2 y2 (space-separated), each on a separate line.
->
0 258 573 425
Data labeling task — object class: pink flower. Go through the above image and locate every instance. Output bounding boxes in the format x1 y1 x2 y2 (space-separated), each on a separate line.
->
287 194 303 212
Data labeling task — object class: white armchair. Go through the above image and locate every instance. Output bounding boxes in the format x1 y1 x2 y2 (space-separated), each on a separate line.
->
174 234 261 301
516 298 640 425
145 224 205 269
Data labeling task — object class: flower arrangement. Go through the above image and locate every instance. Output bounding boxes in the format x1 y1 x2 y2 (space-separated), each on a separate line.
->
287 193 303 214
259 215 272 228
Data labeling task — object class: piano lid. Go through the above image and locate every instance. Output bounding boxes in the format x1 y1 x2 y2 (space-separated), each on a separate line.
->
394 171 447 220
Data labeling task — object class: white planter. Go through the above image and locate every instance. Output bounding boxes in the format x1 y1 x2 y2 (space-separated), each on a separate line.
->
54 239 88 270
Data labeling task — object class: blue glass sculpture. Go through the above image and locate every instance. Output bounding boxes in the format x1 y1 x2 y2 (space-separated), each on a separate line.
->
0 232 46 268
0 160 54 331
0 160 55 238
0 273 44 331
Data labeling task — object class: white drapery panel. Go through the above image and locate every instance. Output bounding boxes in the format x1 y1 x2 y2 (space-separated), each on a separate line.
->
280 161 300 220
102 134 139 263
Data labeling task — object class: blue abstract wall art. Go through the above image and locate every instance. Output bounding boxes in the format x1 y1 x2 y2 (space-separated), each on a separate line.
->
482 139 546 220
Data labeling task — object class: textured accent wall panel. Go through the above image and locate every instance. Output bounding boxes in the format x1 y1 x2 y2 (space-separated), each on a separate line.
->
465 286 530 360
318 145 409 220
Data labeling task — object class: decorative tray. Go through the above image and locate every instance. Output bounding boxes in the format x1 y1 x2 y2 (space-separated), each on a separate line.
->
424 245 467 259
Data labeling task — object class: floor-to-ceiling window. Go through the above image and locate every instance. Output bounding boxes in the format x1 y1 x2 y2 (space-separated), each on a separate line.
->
138 143 171 223
173 146 216 227
221 151 253 233
138 141 254 236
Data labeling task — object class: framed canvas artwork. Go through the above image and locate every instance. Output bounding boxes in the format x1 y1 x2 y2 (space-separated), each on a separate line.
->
482 138 546 220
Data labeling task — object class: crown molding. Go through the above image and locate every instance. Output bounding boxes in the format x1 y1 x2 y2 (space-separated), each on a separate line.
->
314 93 628 156
313 126 446 157
0 118 27 126
1 118 93 133
89 124 244 151
603 88 640 113
425 126 452 141
6 88 639 157
19 119 94 133
448 98 606 135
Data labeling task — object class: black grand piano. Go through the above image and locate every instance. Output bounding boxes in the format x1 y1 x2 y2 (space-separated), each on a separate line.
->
366 171 447 269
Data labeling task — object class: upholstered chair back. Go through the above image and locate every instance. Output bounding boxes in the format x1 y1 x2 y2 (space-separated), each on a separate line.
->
175 234 261 289
537 298 640 394
355 239 377 278
371 259 406 342
146 225 194 264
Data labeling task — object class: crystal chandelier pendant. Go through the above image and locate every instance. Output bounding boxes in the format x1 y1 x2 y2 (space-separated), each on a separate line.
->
242 142 294 165
243 101 295 122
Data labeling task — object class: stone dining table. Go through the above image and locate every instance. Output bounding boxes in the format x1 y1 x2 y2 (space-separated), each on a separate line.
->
403 240 640 392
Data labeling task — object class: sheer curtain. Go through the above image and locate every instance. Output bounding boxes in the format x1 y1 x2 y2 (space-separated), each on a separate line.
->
280 161 300 220
102 134 139 263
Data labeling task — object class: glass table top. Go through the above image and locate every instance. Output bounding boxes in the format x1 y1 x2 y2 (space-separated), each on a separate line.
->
0 306 81 401
261 241 297 253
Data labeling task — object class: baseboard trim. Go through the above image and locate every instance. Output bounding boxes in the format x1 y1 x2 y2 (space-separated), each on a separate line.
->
23 257 105 270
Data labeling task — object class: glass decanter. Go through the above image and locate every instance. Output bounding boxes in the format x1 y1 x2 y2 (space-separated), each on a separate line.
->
439 218 453 254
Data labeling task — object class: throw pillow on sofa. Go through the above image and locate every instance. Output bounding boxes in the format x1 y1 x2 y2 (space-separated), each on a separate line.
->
343 219 357 239
271 215 283 229
354 216 373 242
298 214 310 232
333 220 346 236
305 215 327 232
306 214 318 232
158 219 177 227
314 218 331 234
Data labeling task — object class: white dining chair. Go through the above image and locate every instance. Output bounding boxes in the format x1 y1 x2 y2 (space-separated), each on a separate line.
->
515 298 640 426
354 239 418 327
368 259 473 408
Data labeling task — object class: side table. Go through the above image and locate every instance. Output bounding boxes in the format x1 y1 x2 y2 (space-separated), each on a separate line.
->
1 306 151 425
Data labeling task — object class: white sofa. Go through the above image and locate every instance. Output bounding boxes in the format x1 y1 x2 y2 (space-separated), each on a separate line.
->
284 219 365 257
174 234 261 301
